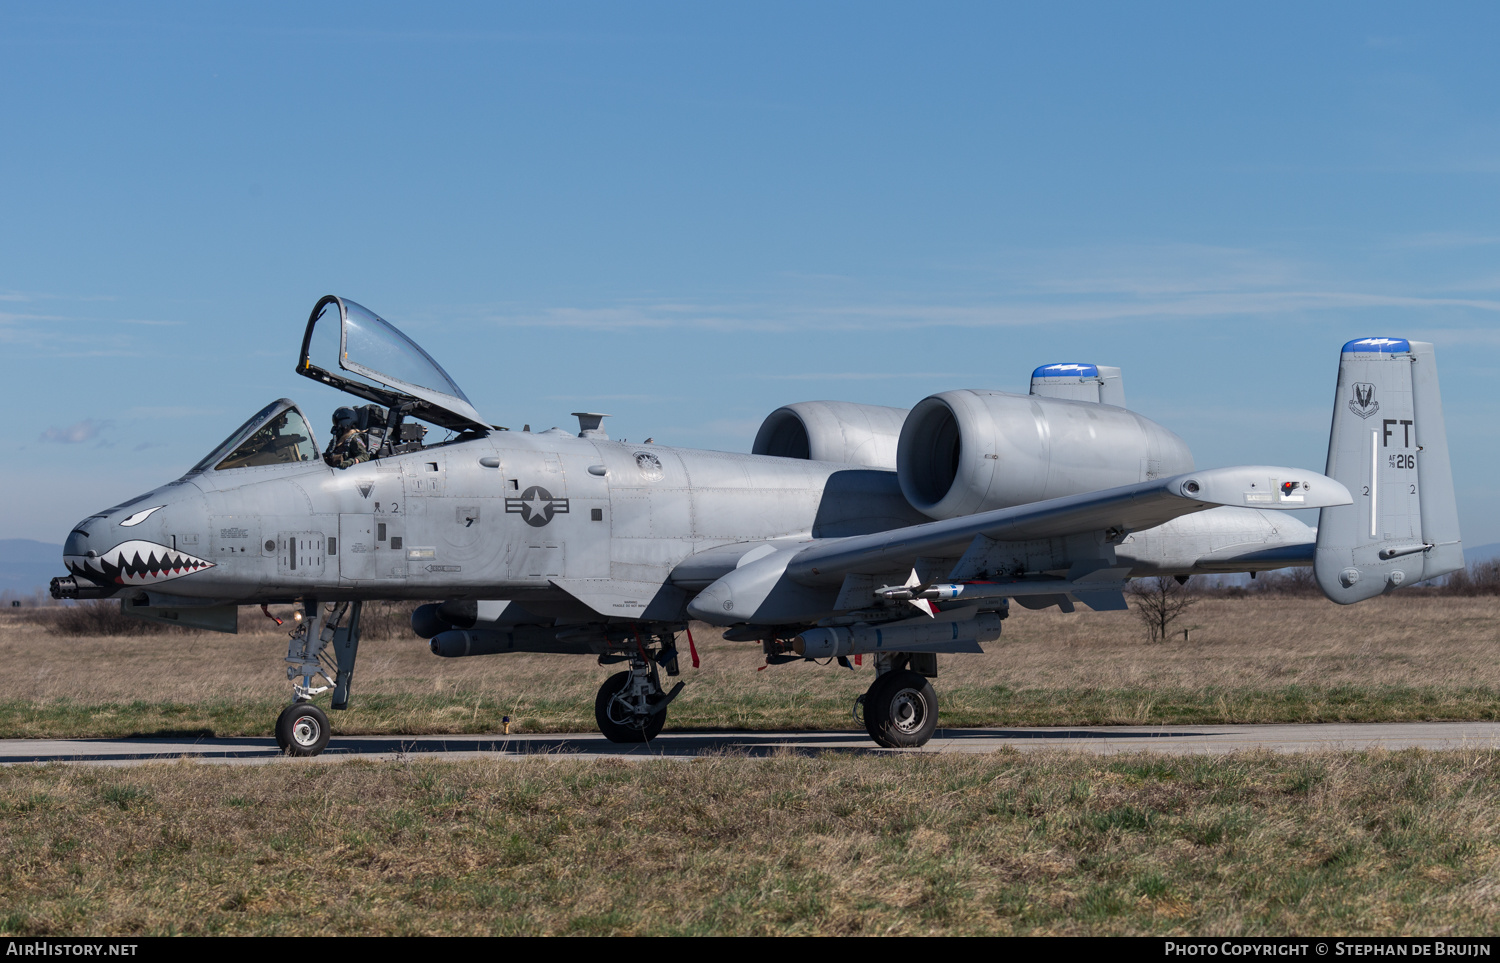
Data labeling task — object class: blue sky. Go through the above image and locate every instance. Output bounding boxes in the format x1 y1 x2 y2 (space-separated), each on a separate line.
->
3 2 1497 545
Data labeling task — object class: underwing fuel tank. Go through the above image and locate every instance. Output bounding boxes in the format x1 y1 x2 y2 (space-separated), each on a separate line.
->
429 625 596 657
795 613 1004 658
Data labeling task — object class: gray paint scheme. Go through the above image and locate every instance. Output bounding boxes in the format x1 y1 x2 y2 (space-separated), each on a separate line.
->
1030 365 1125 407
52 304 1462 747
753 401 909 469
1315 340 1464 602
896 390 1194 520
62 433 1343 622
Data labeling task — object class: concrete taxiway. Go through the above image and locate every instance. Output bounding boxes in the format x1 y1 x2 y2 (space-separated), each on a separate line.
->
3 722 1500 766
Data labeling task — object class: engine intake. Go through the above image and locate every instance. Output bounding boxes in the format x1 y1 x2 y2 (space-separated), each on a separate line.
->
896 390 1193 520
753 401 909 470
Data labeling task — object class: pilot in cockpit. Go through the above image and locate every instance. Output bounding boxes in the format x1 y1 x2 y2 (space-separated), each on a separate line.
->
324 407 373 469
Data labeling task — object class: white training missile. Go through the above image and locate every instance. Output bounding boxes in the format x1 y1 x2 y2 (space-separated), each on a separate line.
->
795 613 1004 658
875 583 964 601
874 578 1129 603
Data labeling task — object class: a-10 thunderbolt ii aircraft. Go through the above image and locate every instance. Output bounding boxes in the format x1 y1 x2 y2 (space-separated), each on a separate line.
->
51 297 1464 755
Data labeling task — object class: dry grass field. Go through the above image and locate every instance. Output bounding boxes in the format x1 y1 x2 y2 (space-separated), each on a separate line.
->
4 597 1500 937
3 749 1499 935
1 595 1497 738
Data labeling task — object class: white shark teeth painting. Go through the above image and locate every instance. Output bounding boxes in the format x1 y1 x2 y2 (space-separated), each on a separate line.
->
65 540 216 586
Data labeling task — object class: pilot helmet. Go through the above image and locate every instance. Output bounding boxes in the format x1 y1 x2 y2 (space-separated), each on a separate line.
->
332 407 359 430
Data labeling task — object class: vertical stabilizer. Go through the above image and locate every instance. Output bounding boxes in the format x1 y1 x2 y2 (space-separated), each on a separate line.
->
1030 364 1125 407
1315 339 1463 603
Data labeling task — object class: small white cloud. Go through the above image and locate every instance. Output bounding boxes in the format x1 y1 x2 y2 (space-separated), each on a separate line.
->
39 419 112 444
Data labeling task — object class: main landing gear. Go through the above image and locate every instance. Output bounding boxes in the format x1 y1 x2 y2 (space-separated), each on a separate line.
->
856 654 940 749
275 600 363 756
593 630 685 743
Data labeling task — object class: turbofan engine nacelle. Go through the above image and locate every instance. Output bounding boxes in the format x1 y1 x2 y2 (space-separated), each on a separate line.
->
896 390 1194 520
752 401 910 470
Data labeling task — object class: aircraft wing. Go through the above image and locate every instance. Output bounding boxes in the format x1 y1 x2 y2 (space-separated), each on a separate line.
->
784 465 1348 585
684 465 1350 625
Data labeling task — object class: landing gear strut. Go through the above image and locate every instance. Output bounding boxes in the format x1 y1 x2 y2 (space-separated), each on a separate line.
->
275 600 363 756
861 655 939 749
594 635 685 743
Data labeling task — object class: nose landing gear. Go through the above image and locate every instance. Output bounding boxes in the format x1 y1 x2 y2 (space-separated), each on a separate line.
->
275 702 331 756
275 600 363 756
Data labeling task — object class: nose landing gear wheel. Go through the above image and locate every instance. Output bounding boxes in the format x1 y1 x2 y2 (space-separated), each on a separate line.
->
863 670 939 749
594 670 666 743
276 703 332 756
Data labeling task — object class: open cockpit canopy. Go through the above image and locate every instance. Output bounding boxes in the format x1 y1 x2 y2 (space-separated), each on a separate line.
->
190 399 320 473
297 295 489 433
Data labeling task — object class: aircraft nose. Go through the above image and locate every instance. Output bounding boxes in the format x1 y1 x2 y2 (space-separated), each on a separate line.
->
63 524 94 559
57 486 213 596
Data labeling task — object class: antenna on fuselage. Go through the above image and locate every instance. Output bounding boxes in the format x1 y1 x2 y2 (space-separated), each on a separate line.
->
573 412 611 440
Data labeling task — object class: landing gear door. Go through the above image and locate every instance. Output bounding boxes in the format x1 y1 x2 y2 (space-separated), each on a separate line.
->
297 295 490 434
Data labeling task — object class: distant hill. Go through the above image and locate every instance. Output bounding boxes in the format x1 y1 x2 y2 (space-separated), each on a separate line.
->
1465 543 1500 565
0 539 64 598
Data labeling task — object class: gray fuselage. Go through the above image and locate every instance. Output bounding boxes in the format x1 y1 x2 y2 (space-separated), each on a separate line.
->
63 422 1312 619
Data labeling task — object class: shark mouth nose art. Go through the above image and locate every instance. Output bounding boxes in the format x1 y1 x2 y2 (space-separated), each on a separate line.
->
65 540 215 586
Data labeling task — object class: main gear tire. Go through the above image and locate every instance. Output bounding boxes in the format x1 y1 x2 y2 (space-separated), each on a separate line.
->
864 670 939 749
276 703 332 757
594 671 666 743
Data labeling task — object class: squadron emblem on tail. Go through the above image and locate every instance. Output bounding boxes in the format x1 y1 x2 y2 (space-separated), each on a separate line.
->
1349 382 1379 419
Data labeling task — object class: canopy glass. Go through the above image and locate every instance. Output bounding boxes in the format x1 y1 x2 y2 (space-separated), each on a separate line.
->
297 296 488 432
190 399 319 473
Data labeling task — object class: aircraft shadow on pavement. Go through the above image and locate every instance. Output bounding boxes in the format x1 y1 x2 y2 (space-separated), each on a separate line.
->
0 726 1216 764
933 727 1213 741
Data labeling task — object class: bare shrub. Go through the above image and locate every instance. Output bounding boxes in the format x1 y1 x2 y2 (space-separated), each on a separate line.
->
1198 576 1250 599
1250 567 1321 597
1196 568 1319 599
1127 576 1200 642
357 599 428 640
1 588 61 609
43 600 192 637
1443 560 1500 596
1198 560 1500 599
16 598 436 640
